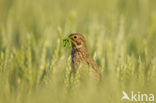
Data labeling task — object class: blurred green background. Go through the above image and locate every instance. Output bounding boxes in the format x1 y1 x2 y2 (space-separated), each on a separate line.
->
0 0 156 103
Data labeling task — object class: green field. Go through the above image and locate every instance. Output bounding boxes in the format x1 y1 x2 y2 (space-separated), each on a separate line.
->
0 0 156 103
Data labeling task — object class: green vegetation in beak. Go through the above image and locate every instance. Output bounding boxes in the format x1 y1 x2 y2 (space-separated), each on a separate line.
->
63 38 72 47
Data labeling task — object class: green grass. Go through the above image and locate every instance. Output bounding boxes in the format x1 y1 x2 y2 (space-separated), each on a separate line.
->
0 0 156 103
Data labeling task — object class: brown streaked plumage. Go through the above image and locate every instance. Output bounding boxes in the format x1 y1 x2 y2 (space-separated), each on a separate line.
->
68 33 101 81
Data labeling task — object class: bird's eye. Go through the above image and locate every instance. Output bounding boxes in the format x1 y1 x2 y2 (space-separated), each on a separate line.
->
74 36 77 39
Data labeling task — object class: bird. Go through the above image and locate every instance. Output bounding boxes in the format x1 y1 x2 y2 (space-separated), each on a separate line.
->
68 33 101 82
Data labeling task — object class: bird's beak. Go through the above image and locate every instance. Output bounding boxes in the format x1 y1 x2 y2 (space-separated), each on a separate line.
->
68 36 77 46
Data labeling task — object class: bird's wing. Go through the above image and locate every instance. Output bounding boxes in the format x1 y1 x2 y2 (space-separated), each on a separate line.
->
87 56 100 74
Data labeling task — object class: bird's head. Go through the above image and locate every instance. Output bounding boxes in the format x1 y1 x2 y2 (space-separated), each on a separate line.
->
68 33 86 49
